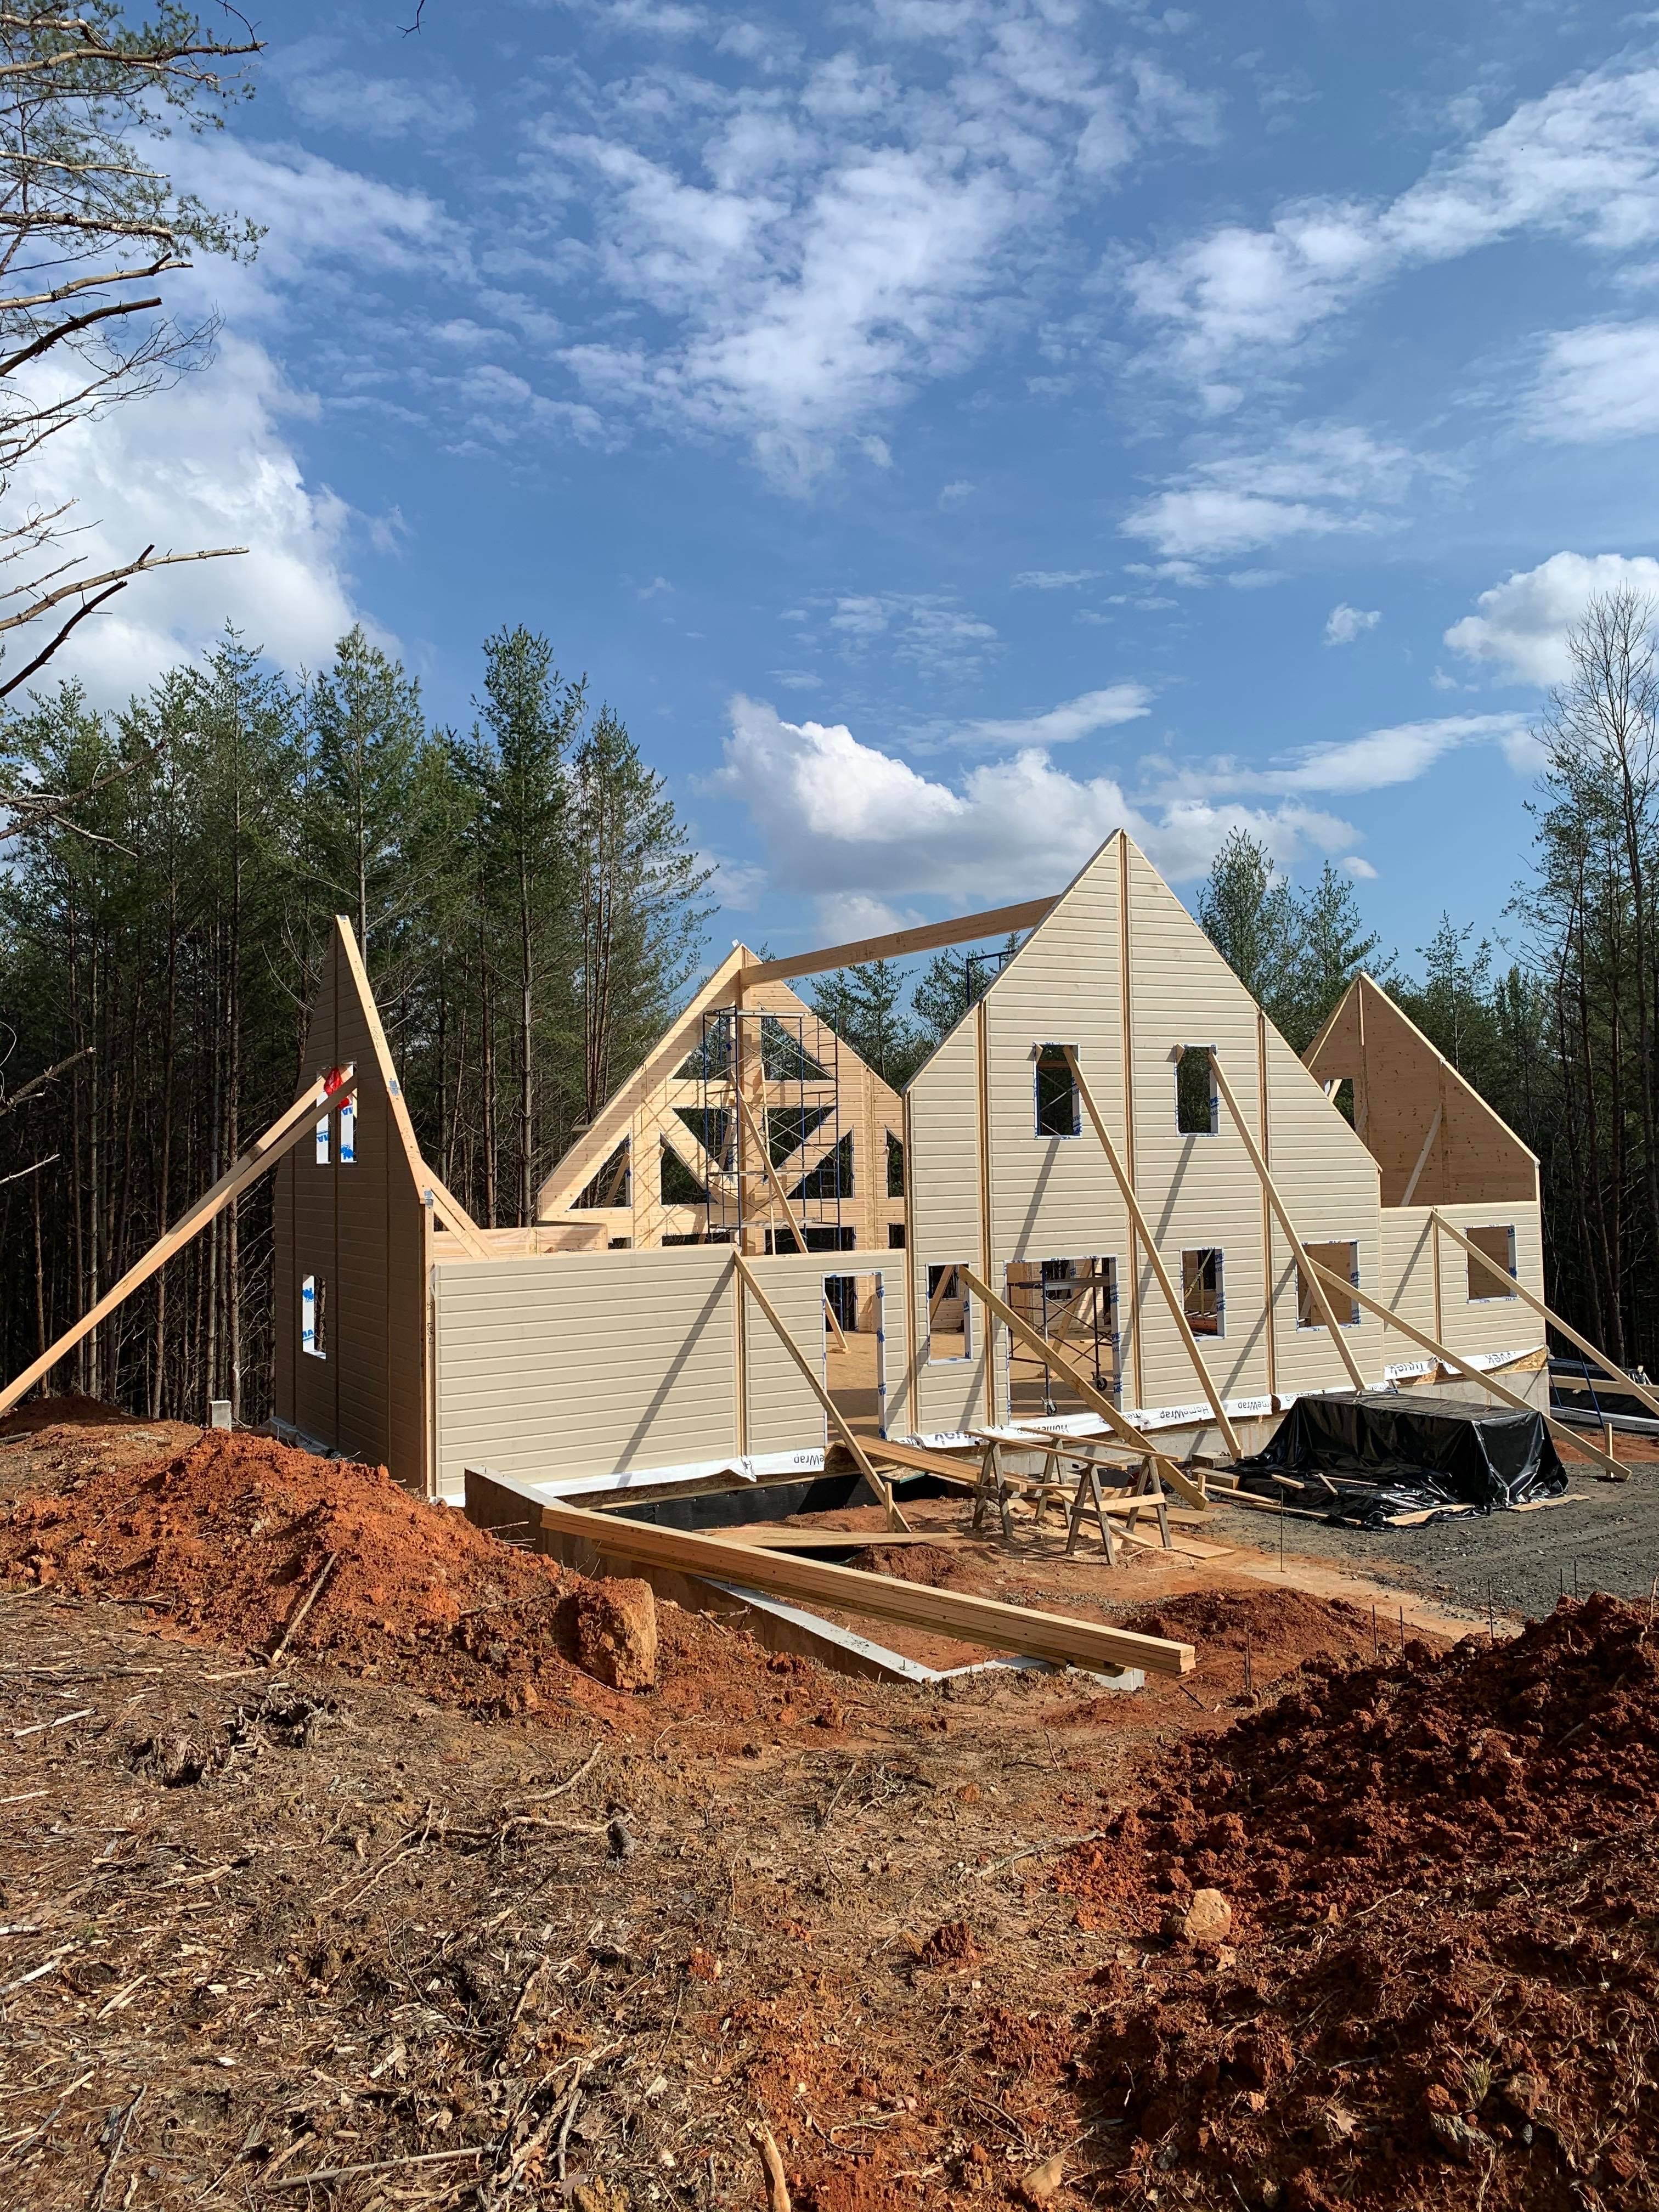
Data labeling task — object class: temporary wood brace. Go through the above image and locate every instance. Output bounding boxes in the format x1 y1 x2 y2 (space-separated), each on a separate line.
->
0 1066 356 1419
956 1266 1210 1508
1061 1046 1243 1458
728 1085 847 1352
730 1252 908 1531
1207 1051 1368 1391
535 1497 1196 1675
740 896 1057 989
1304 1256 1624 1480
1429 1209 1659 1426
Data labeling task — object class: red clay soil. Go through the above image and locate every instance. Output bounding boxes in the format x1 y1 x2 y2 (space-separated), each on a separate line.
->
1071 1593 1659 2209
0 1427 822 1733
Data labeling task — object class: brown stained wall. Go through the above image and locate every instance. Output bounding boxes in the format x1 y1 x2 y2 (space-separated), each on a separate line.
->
1306 974 1539 1209
272 922 428 1490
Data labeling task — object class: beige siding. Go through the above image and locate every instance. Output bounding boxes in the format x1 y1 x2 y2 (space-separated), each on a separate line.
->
1378 1201 1545 1376
741 1251 909 1453
907 1021 989 1432
432 1246 738 1497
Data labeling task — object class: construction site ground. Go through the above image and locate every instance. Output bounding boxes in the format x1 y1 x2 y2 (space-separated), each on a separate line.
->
3 1403 1659 2209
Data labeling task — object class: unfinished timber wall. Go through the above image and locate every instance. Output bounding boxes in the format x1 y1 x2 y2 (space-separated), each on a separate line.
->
272 919 430 1489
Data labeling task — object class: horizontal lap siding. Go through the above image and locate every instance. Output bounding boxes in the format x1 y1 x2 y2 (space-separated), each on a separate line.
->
985 849 1136 1416
742 1252 908 1453
1378 1204 1545 1372
907 1023 988 1433
432 1248 737 1497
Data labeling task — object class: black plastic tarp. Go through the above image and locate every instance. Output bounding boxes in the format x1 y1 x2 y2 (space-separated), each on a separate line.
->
1232 1387 1568 1527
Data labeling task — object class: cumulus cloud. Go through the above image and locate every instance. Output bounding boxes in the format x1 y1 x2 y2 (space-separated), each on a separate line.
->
4 334 360 706
1524 320 1659 443
1123 424 1424 562
713 695 1357 912
1324 602 1381 644
539 11 1223 483
1444 552 1659 685
1126 59 1659 403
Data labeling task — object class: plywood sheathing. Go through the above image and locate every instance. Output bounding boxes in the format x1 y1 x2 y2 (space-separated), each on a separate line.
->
1306 973 1539 1209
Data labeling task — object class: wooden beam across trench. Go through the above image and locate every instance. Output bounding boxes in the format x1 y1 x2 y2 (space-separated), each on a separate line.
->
537 1498 1195 1677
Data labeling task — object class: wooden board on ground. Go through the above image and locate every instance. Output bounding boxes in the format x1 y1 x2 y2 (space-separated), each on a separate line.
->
537 1498 1196 1676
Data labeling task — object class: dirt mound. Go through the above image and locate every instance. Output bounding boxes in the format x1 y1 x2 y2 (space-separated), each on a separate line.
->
1074 1595 1659 2208
0 1390 149 1437
1122 1584 1378 1664
844 1542 975 1588
0 1430 792 1725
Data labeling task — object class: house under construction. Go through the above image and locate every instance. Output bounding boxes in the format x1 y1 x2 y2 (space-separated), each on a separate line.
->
9 830 1634 1534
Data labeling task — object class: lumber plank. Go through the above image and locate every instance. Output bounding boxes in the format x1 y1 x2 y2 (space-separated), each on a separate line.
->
537 1498 1195 1675
0 1068 353 1419
864 1436 980 1487
957 1267 1210 1510
1429 1207 1659 1426
732 1254 907 1530
740 897 1057 988
1062 1047 1242 1458
1208 1051 1368 1390
1304 1256 1626 1481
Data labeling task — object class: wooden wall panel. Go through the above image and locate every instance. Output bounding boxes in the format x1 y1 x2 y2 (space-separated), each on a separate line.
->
905 1022 989 1433
432 1247 738 1497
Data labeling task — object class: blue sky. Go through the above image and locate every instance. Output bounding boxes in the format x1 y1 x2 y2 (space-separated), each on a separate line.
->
26 1 1659 972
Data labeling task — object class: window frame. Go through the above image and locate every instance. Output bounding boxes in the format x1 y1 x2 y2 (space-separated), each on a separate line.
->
1464 1223 1519 1303
1296 1238 1361 1329
301 1273 326 1359
1174 1044 1220 1137
925 1262 974 1365
1181 1246 1225 1339
1032 1042 1081 1139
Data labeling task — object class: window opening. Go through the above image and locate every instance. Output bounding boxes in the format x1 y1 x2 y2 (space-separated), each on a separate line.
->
301 1273 326 1359
888 1222 907 1249
1182 1248 1224 1338
573 1139 631 1210
1175 1046 1218 1135
315 1116 329 1165
926 1263 973 1364
1297 1239 1359 1327
792 1130 854 1201
887 1131 905 1196
659 1139 709 1206
824 1272 886 1438
1034 1044 1080 1138
1003 1256 1119 1415
1465 1223 1517 1301
338 1092 357 1164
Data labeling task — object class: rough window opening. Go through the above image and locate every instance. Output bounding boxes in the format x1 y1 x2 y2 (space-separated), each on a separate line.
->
314 1115 329 1166
338 1092 357 1164
301 1273 326 1359
1297 1239 1359 1328
1175 1046 1218 1135
926 1263 973 1364
573 1140 630 1210
1005 1256 1119 1414
659 1138 709 1206
1465 1223 1517 1301
887 1222 907 1249
886 1131 905 1197
792 1131 853 1200
1034 1045 1080 1138
764 1223 854 1254
1182 1248 1224 1338
825 1272 885 1439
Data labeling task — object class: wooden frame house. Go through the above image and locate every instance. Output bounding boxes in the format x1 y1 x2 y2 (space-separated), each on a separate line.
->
12 830 1634 1498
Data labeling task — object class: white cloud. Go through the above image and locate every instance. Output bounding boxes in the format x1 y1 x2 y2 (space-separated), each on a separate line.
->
1124 424 1424 561
285 67 476 140
1324 602 1381 645
3 336 360 704
714 695 1357 906
820 590 1000 676
539 14 1224 482
938 479 974 506
1342 855 1378 879
1444 552 1659 685
1254 713 1526 794
949 685 1153 748
1126 59 1659 402
1012 568 1102 589
1524 320 1659 442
